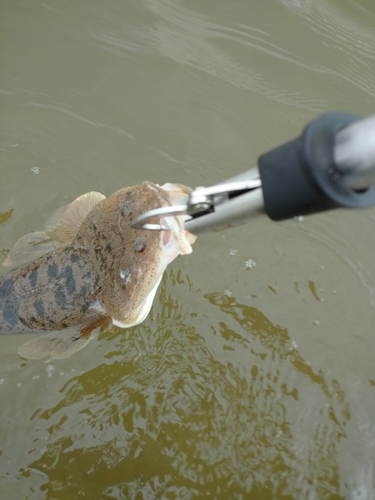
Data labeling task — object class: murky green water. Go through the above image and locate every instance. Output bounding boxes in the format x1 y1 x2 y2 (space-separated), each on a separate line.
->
1 0 375 498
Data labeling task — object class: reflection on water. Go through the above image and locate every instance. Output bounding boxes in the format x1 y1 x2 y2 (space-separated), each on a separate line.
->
8 275 359 499
95 0 325 112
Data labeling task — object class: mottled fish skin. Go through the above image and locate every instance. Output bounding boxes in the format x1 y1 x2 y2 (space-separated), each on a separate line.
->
0 181 193 339
75 182 173 325
0 245 101 334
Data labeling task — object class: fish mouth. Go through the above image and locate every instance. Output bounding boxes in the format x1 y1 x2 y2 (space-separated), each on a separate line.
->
159 182 197 255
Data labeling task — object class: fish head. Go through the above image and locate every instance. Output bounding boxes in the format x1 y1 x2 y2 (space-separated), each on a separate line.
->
86 181 196 328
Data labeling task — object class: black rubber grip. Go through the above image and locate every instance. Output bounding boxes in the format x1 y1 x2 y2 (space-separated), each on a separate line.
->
258 112 375 221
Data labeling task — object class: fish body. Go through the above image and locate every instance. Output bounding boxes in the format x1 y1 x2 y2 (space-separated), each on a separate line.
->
0 245 98 334
0 181 196 358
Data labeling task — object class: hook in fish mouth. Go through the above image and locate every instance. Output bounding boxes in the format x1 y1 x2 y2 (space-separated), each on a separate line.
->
130 182 194 231
130 204 190 231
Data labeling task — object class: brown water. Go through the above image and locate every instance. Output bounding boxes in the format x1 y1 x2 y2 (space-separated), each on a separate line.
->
1 0 375 498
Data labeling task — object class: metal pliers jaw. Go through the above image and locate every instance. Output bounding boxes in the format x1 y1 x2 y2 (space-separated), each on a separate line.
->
130 169 264 235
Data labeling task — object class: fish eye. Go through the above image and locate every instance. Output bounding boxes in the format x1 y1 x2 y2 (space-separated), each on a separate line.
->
134 237 146 252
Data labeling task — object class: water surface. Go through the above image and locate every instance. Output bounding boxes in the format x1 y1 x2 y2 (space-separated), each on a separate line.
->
1 0 375 498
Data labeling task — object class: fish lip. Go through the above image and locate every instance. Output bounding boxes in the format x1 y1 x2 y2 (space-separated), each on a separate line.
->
160 215 193 255
112 275 163 328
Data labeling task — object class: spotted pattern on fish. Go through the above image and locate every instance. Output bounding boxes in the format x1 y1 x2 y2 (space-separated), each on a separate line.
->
0 181 195 342
0 246 100 334
0 277 19 329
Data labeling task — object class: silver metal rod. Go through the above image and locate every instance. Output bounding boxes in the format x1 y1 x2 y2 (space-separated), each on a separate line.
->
184 168 264 235
334 114 375 191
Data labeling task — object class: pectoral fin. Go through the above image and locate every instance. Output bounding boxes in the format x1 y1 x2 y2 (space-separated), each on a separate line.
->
17 328 96 360
18 315 111 360
3 231 58 268
45 191 106 243
3 192 106 269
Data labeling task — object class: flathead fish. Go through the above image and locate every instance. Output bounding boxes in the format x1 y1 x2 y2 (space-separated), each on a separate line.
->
0 182 196 359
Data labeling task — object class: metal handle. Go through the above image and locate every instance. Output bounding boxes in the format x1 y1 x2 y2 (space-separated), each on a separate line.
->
187 112 375 232
334 114 375 191
131 112 375 235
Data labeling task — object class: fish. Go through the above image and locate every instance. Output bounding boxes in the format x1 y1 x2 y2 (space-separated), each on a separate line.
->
0 181 196 359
